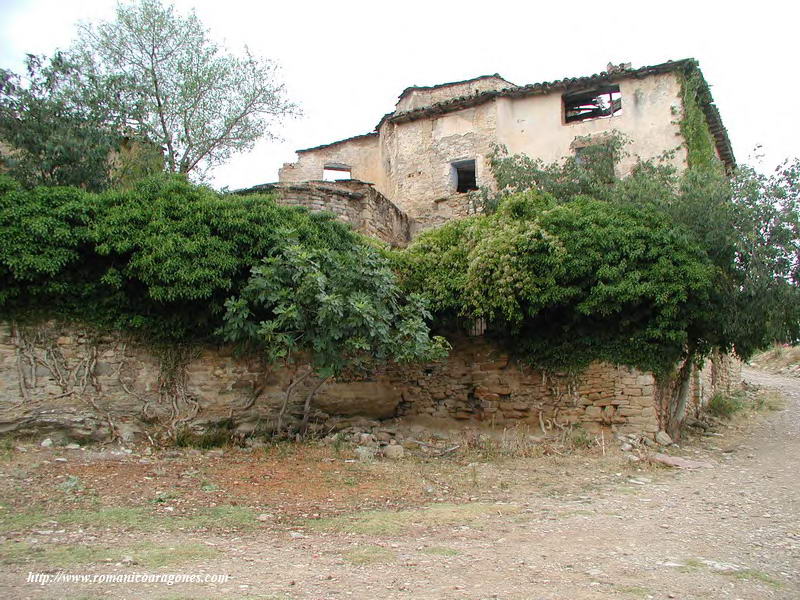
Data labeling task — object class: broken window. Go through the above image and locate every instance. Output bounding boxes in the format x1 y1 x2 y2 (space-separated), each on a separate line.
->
451 159 477 193
563 85 622 123
322 163 352 181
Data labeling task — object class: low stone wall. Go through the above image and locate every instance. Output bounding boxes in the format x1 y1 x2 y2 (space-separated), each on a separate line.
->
690 351 743 412
0 321 675 443
237 180 413 247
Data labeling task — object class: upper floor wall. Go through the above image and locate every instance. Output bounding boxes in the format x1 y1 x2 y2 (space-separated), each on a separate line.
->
278 60 733 228
395 74 514 112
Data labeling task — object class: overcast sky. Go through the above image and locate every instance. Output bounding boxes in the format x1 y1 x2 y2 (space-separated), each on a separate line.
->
1 0 797 190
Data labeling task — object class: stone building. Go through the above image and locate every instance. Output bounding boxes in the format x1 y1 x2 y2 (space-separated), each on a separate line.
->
0 60 741 444
276 58 733 230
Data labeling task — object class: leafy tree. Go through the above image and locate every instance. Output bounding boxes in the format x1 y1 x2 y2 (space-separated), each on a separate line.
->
400 190 714 376
74 0 296 178
0 173 446 437
402 146 800 438
0 174 362 340
220 241 447 435
0 53 134 190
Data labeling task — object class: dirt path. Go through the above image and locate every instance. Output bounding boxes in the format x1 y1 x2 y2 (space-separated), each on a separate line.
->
3 367 799 599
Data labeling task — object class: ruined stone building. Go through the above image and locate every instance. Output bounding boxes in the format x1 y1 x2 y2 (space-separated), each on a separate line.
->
0 60 740 444
267 58 733 238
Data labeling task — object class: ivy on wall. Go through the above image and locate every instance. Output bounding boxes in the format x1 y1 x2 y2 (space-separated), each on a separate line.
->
677 64 723 171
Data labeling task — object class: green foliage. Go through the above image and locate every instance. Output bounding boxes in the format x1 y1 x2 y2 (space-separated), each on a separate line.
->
74 0 296 177
706 391 746 419
402 189 713 374
219 239 448 379
0 53 132 190
402 136 800 376
481 133 630 213
677 65 723 171
0 174 383 343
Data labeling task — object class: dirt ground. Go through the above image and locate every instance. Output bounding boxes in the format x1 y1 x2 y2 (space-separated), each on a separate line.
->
0 366 798 600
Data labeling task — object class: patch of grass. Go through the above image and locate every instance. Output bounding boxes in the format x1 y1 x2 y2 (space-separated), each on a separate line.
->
0 505 256 533
0 541 216 567
186 505 257 529
421 546 460 556
706 391 745 419
306 502 520 535
151 490 181 503
753 390 786 412
676 557 705 573
343 545 396 565
568 426 595 450
57 475 84 493
132 543 218 567
730 569 784 589
751 343 800 372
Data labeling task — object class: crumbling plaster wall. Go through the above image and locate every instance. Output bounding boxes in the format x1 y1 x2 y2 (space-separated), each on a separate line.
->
495 72 688 177
378 102 498 222
279 72 690 227
278 134 387 194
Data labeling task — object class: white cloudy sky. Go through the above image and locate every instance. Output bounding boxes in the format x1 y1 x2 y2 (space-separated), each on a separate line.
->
1 0 797 190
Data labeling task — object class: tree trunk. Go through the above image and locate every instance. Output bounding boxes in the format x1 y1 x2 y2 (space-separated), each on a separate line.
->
300 376 330 437
666 355 694 440
276 367 311 436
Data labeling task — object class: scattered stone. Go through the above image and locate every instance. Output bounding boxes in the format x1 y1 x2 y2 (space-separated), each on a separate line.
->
53 457 68 463
116 423 143 443
655 431 673 446
64 443 81 450
700 559 743 572
620 443 633 452
206 449 225 457
649 453 713 469
382 441 405 459
358 433 378 447
375 431 393 443
256 513 273 522
354 446 376 461
289 531 305 539
40 438 53 448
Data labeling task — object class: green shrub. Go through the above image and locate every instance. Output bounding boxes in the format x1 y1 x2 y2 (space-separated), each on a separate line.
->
706 391 745 419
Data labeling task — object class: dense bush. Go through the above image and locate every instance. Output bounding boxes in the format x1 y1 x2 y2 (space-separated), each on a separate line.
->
0 174 397 342
400 189 714 374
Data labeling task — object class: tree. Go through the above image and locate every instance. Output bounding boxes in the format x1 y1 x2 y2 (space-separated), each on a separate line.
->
73 0 296 179
0 53 134 190
219 241 448 436
401 145 800 439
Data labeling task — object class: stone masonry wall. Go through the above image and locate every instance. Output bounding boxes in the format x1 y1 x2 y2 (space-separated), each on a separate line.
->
1 322 667 442
240 180 413 247
690 351 744 414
